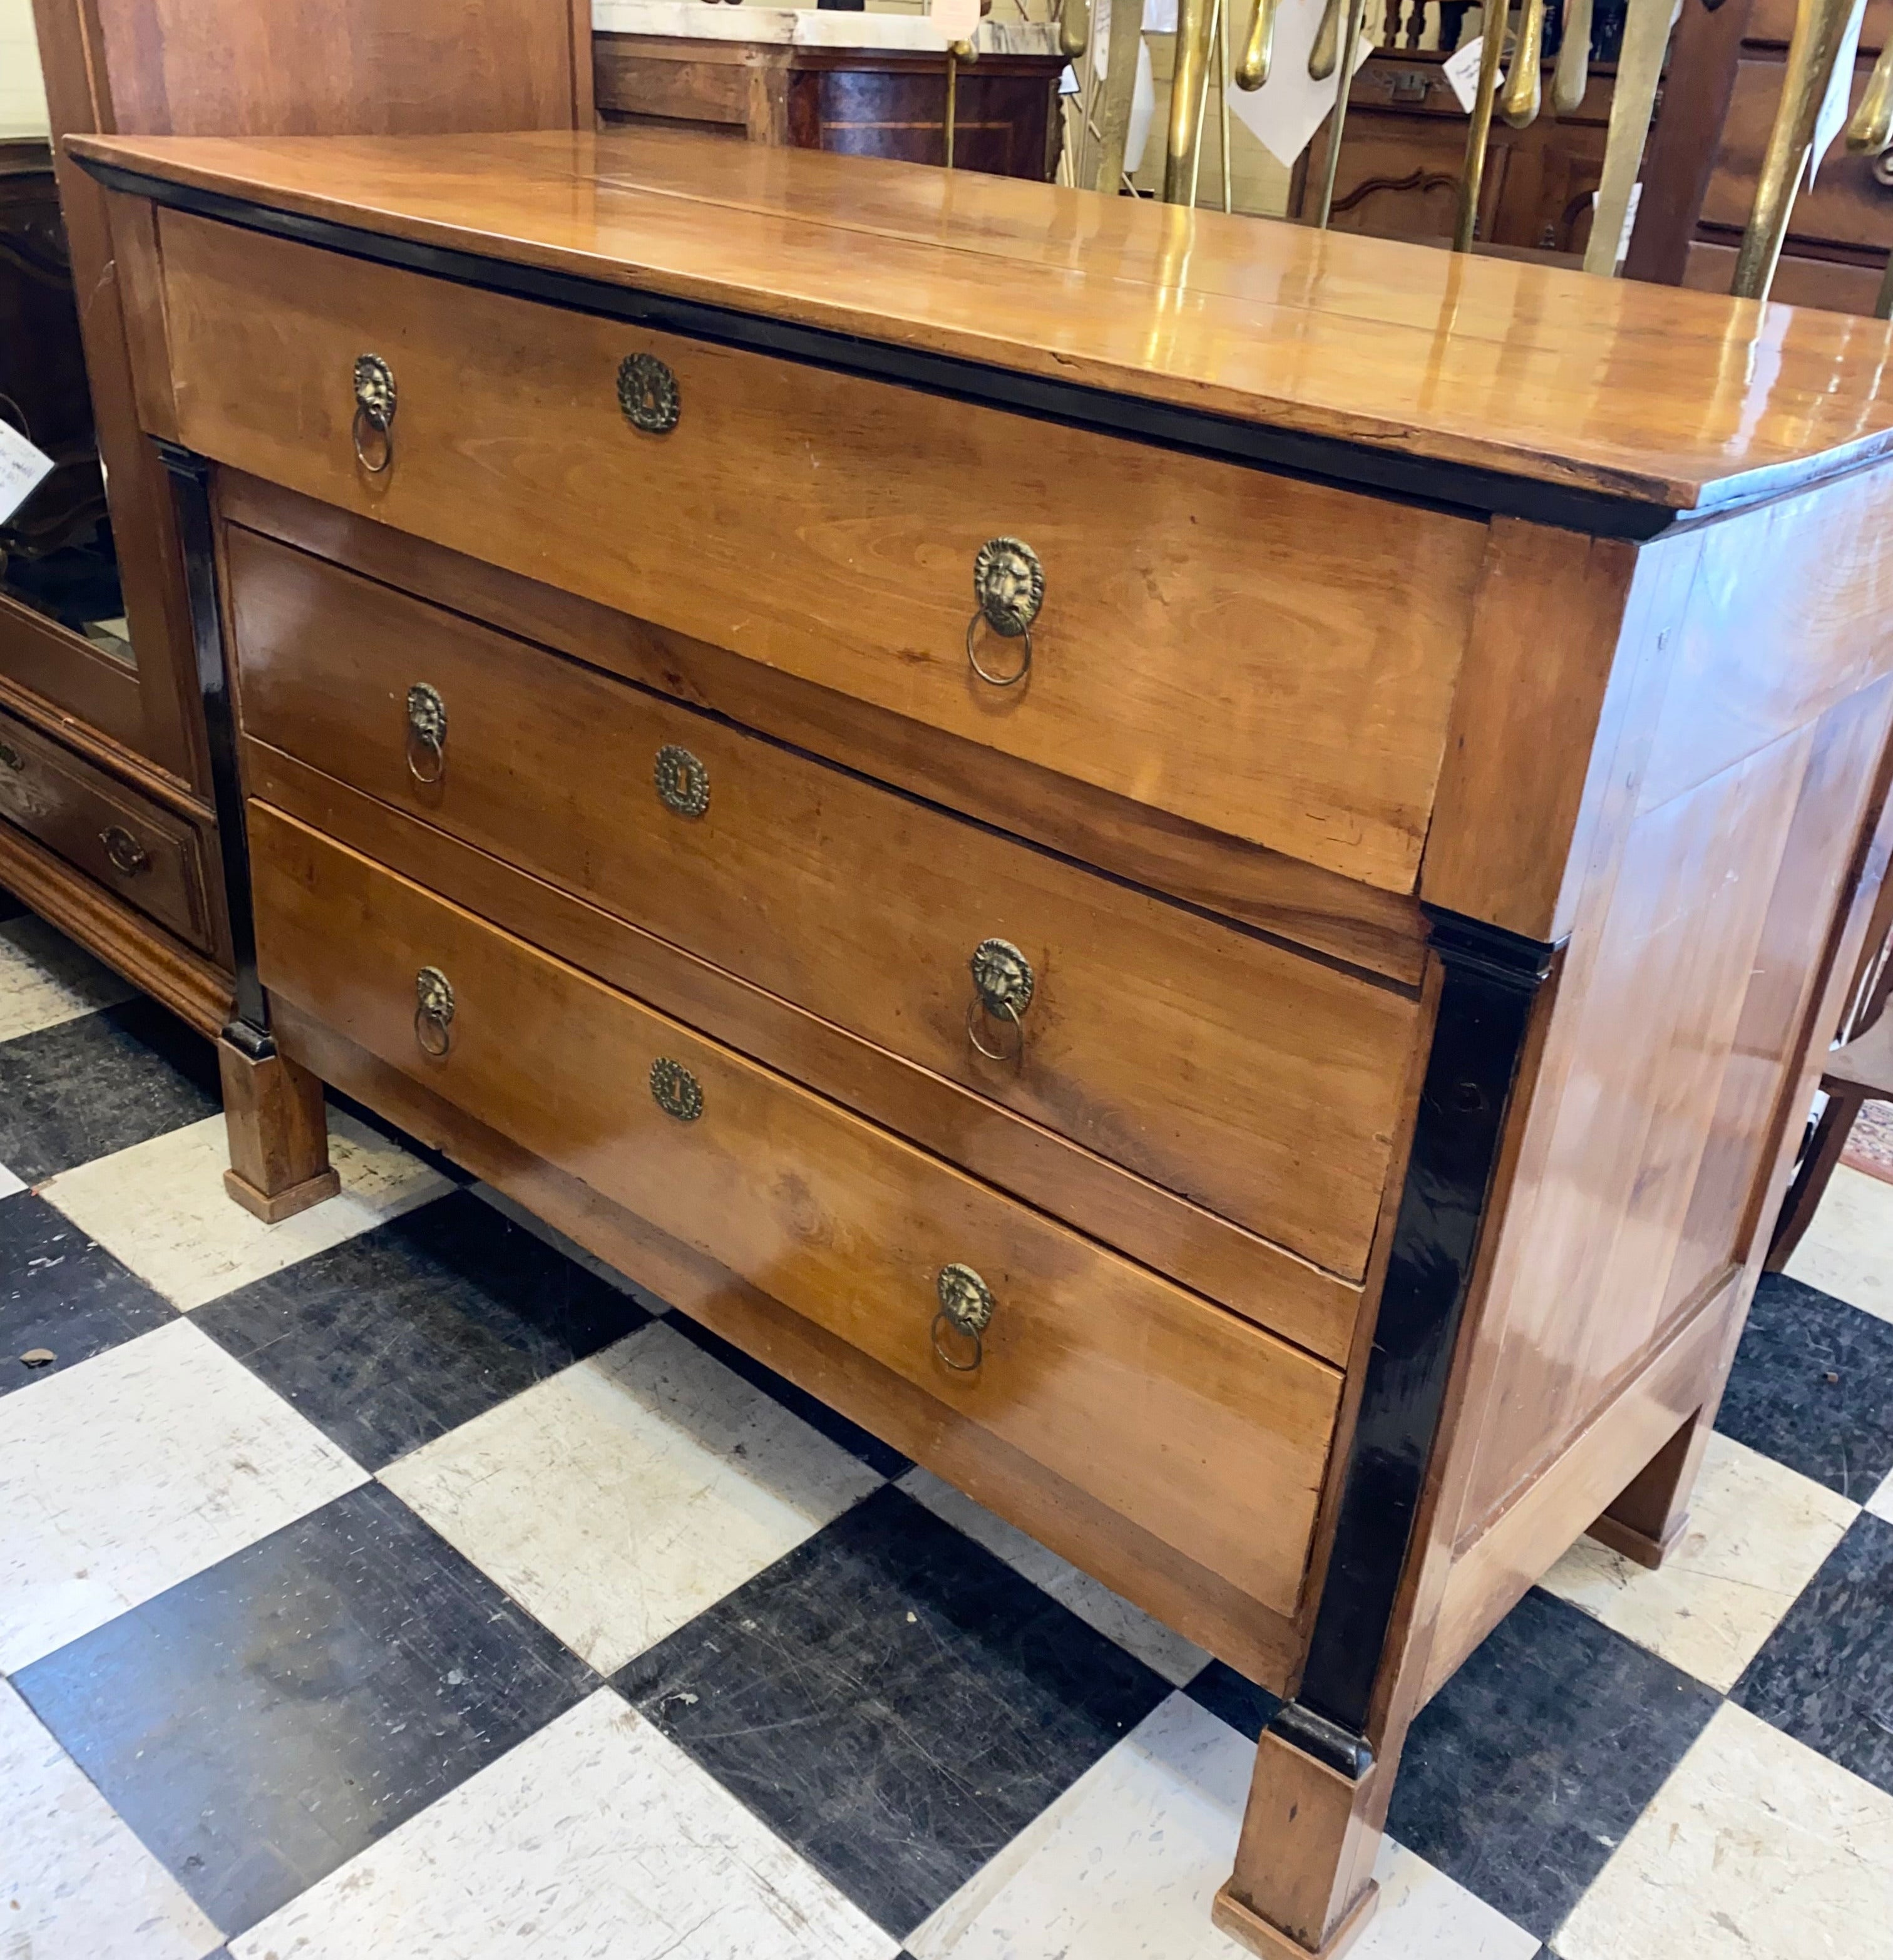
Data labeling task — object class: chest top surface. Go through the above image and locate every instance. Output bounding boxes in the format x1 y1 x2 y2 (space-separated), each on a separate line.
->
69 123 1893 523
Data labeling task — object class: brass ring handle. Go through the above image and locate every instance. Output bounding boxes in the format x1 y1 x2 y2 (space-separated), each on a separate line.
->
352 354 396 475
965 616 1033 688
966 936 1034 1064
966 537 1042 690
100 826 150 878
933 1263 995 1373
414 965 454 1057
406 682 446 786
965 994 1023 1063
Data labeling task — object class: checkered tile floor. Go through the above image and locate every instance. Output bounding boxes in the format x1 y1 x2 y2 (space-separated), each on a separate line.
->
4 893 1892 1960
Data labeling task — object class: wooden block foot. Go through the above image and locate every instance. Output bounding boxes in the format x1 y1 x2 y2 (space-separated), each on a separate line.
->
223 1162 341 1224
1212 1879 1378 1960
1586 1506 1689 1569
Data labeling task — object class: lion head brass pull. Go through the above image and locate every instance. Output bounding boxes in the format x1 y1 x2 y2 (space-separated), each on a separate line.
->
654 744 710 818
352 354 396 475
966 937 1034 1065
414 966 454 1057
966 538 1042 689
650 1056 704 1121
99 826 150 878
618 354 680 436
933 1263 995 1372
406 683 446 786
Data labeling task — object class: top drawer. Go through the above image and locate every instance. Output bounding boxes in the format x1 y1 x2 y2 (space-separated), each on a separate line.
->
155 210 1486 895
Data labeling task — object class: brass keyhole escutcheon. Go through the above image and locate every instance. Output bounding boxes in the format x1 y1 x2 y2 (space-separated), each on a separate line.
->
352 353 396 474
100 826 150 878
617 353 681 435
406 683 447 786
933 1262 995 1372
967 537 1042 688
966 937 1034 1065
653 744 710 819
650 1056 704 1121
414 965 455 1057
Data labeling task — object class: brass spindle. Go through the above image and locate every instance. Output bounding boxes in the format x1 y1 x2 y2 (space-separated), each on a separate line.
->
1584 0 1671 275
1164 0 1215 200
1553 0 1593 115
1499 0 1546 127
1236 0 1280 88
1452 12 1507 251
1310 0 1367 227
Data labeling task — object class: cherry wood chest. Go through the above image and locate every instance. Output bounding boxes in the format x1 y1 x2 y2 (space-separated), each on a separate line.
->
70 125 1893 1958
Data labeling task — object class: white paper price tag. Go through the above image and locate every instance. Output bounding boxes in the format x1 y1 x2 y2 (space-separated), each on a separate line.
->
1224 0 1375 169
1809 0 1869 187
0 418 55 529
931 0 980 46
1442 34 1497 114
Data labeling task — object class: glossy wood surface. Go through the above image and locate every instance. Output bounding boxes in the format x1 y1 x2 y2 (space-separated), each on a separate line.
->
229 526 1416 1279
249 804 1344 1618
221 471 1429 987
165 211 1482 891
0 702 213 948
66 125 1893 511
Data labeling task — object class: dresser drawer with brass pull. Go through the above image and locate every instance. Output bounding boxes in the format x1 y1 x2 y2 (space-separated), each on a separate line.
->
229 526 1419 1283
0 706 215 950
249 803 1345 1620
158 208 1486 896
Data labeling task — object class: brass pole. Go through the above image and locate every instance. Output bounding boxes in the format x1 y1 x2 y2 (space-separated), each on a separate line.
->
1309 0 1344 79
1877 250 1893 319
1452 8 1507 251
1191 0 1223 205
1219 0 1234 212
1731 0 1858 298
1499 0 1546 127
1584 0 1670 275
1164 0 1214 200
944 38 978 171
1093 0 1145 189
1237 0 1280 86
1310 0 1365 226
1552 0 1592 115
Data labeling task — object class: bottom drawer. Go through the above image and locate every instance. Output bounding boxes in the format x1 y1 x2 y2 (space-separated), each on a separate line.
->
0 707 213 948
250 803 1343 1618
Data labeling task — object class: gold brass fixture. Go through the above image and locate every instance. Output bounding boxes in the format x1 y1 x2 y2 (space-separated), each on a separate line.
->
100 826 150 878
933 1262 995 1371
1847 38 1893 154
1499 0 1547 128
1059 0 1090 59
1164 0 1214 199
1309 0 1343 78
1552 0 1593 115
1584 0 1675 275
1310 0 1366 227
945 38 977 170
967 936 1035 1063
617 352 681 434
1732 0 1859 297
1237 0 1281 89
654 743 711 818
406 682 447 786
352 354 396 473
414 967 455 1057
967 536 1042 687
650 1056 705 1121
1453 18 1507 250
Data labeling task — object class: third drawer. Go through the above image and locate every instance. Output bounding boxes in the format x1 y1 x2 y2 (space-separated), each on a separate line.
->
229 525 1420 1284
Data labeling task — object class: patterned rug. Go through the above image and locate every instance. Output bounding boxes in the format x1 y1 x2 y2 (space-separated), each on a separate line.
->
1844 1097 1893 1186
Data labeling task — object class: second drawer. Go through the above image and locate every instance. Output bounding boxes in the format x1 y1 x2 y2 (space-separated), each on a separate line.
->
230 526 1418 1281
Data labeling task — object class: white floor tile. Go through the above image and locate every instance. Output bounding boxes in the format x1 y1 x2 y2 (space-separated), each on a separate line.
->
1868 1469 1893 1525
230 1688 896 1960
1785 1162 1893 1323
908 1692 1534 1960
899 1466 1211 1686
0 1161 24 1200
380 1319 883 1673
1556 1701 1893 1960
39 1109 453 1311
0 915 135 1044
1540 1431 1857 1691
473 1181 662 1305
0 1317 367 1670
0 1678 222 1960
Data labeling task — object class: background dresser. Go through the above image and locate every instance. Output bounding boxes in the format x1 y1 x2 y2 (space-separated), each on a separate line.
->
71 127 1893 1958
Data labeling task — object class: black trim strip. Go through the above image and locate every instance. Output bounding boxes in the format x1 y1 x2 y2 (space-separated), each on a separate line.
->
156 438 272 1052
83 156 1682 540
1269 906 1554 1771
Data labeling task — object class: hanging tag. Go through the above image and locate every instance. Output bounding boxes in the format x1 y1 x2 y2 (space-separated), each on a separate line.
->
1224 0 1374 168
0 419 54 530
1443 34 1499 114
931 0 981 46
1809 0 1869 187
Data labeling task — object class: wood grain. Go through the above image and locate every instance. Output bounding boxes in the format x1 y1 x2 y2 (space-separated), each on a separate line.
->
249 804 1345 1617
163 212 1484 893
217 1035 341 1223
67 124 1893 511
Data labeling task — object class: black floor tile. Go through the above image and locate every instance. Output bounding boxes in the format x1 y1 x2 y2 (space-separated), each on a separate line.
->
0 883 24 923
13 1481 596 1937
0 1192 173 1393
668 1309 912 1479
0 997 220 1183
193 1188 651 1470
1388 1588 1720 1941
1734 1511 1893 1795
1715 1271 1893 1500
1184 1658 1282 1742
614 1482 1168 1939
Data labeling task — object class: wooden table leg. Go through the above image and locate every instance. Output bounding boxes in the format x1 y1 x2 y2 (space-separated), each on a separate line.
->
218 1031 340 1223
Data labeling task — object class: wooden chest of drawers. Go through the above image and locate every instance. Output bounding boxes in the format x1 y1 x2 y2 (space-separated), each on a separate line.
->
73 126 1893 1959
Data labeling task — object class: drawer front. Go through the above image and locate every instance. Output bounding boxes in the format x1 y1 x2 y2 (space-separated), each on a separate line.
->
232 528 1417 1281
250 804 1343 1616
162 209 1485 895
0 709 213 948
